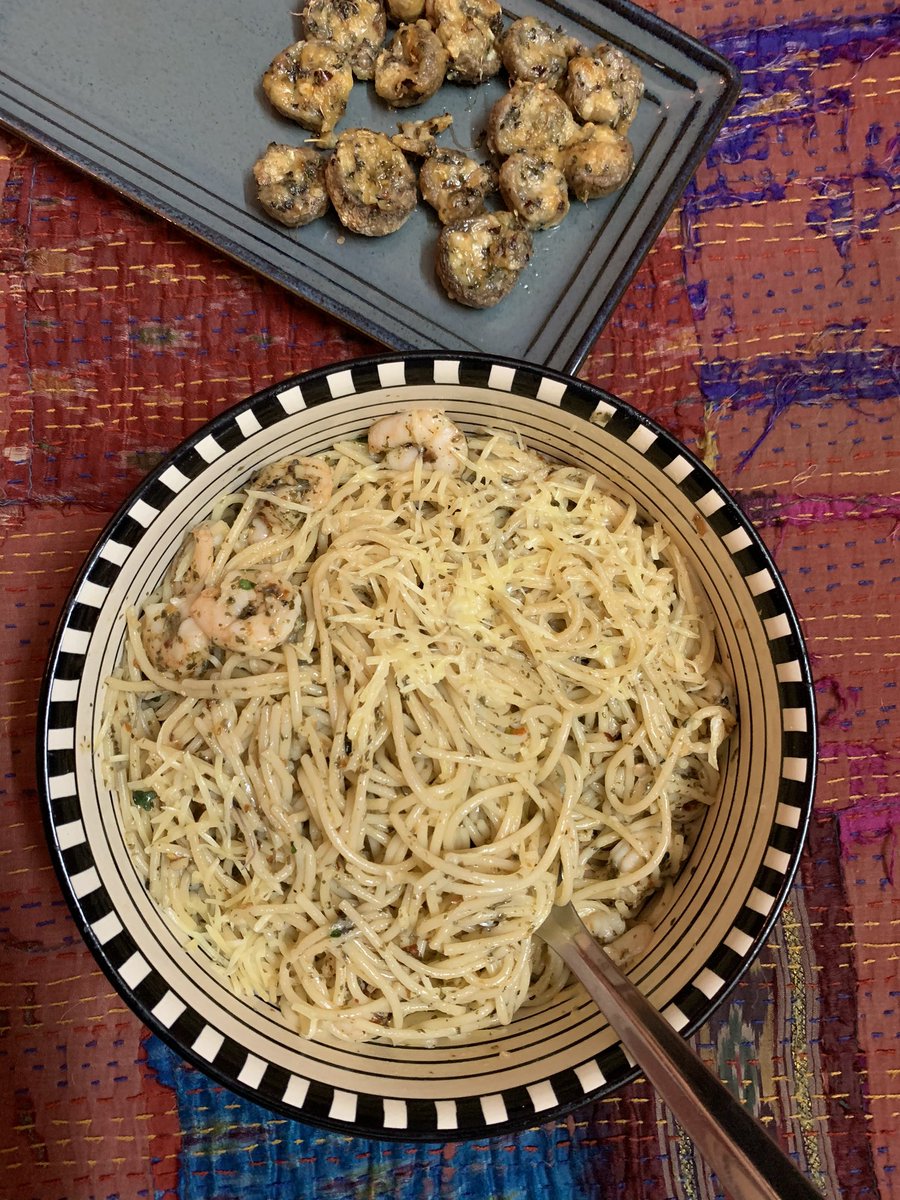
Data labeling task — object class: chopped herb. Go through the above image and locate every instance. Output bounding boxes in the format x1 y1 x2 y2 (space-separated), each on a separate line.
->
237 578 254 590
330 917 353 939
290 841 297 854
132 789 156 810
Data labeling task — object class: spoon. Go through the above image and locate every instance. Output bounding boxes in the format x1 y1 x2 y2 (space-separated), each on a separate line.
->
536 903 825 1200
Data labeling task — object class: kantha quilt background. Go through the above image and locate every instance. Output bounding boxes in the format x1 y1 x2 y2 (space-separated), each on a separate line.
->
0 0 897 1195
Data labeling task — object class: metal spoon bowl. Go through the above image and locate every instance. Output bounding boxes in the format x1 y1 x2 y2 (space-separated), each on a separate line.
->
537 903 825 1200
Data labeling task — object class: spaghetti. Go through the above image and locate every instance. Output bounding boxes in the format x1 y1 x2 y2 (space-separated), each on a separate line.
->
99 412 733 1045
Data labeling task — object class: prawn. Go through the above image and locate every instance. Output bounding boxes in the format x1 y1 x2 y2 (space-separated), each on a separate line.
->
367 409 466 473
608 836 650 876
139 522 230 676
174 521 229 588
189 570 303 654
250 456 334 510
141 596 212 679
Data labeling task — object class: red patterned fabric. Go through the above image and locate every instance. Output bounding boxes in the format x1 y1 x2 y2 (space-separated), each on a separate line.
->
1 0 898 1193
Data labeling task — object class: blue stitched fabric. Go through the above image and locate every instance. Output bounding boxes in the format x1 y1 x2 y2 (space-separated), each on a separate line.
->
146 1036 619 1200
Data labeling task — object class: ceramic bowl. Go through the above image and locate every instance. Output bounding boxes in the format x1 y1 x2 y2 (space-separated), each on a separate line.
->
38 352 815 1139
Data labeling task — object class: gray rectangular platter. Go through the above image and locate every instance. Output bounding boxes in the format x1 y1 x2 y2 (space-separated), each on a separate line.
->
0 0 738 371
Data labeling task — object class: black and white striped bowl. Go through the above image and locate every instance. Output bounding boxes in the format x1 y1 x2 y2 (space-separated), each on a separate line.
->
38 353 816 1140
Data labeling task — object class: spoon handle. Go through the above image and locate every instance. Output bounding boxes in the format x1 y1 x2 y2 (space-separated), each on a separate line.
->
537 904 824 1200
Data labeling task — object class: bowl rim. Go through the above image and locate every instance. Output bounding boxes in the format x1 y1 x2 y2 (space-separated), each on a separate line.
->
36 350 817 1140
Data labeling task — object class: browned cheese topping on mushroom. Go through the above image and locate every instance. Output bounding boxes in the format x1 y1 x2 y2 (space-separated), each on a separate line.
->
325 127 418 235
498 16 584 89
419 148 495 224
487 81 579 158
498 151 569 230
302 0 387 80
252 144 330 227
375 20 449 106
436 211 532 307
564 42 645 130
563 122 634 201
426 0 503 83
262 40 354 134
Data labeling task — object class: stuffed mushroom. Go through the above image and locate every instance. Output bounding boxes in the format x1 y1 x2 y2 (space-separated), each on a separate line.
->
374 20 448 106
498 151 569 230
486 81 579 158
426 0 503 83
262 40 354 134
420 148 495 224
301 0 387 80
498 17 583 89
325 127 418 235
563 43 644 130
436 211 532 307
563 122 634 200
252 144 330 227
